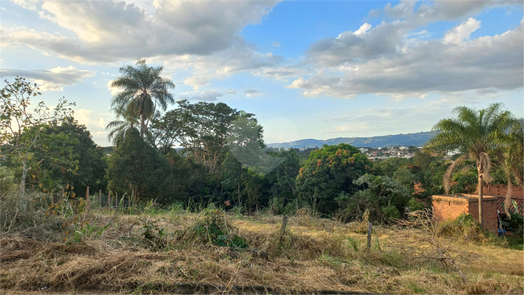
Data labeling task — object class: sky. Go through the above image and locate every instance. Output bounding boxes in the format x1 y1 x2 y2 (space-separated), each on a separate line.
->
0 0 523 146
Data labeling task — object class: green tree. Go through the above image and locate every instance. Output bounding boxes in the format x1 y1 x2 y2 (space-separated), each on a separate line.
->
0 77 74 198
373 157 410 177
265 149 301 213
151 100 242 172
108 128 170 202
225 113 271 206
336 174 411 223
28 118 107 197
424 103 514 226
296 144 372 215
109 59 175 138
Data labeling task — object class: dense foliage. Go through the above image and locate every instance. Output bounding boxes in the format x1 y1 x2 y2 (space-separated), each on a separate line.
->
2 71 522 226
296 144 372 216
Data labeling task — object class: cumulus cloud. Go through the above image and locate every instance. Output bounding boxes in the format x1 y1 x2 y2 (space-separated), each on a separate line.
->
307 21 413 66
178 90 223 101
289 19 523 98
4 0 281 63
159 40 284 89
382 0 521 23
0 66 95 91
443 18 481 45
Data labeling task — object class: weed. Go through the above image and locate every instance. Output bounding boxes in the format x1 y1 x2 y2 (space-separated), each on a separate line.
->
140 217 167 250
70 220 112 243
188 209 249 250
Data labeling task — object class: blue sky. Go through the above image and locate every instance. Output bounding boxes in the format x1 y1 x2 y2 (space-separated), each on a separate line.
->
1 0 523 146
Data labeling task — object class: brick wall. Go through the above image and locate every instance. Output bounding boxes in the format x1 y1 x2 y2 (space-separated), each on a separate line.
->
431 194 500 234
468 198 499 234
432 195 470 222
477 184 523 198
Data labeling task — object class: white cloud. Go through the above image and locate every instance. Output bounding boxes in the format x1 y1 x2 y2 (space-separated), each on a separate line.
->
178 90 223 101
158 40 284 89
383 0 521 23
225 89 236 94
307 20 413 66
271 41 280 47
72 107 113 146
353 23 372 36
9 0 40 10
107 79 122 96
443 18 481 45
0 66 95 91
289 20 523 98
5 0 282 63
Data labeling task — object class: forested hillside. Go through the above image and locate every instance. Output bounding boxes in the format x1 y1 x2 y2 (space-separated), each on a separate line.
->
268 131 437 149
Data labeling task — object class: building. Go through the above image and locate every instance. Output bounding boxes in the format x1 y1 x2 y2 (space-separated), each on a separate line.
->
432 193 524 234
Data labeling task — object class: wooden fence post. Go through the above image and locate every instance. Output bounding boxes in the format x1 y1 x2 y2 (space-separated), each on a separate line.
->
280 216 289 237
107 191 111 208
86 186 90 212
99 189 102 208
367 222 372 250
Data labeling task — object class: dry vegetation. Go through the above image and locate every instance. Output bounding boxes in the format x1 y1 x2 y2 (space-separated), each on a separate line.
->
1 202 523 295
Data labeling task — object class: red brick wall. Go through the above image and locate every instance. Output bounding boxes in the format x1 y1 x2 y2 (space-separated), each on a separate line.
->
432 194 501 234
478 184 523 198
432 195 470 222
468 198 500 234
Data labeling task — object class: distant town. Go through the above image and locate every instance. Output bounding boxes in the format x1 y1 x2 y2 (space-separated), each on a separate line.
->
269 145 461 161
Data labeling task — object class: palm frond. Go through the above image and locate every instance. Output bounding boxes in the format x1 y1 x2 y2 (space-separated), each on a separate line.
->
444 154 467 194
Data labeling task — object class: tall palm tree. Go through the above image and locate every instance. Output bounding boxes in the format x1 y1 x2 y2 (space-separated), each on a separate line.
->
110 59 175 138
500 119 523 214
424 103 514 227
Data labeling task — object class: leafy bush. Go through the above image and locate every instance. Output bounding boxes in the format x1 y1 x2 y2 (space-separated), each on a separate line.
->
382 204 400 221
407 198 426 212
140 218 167 250
189 209 248 249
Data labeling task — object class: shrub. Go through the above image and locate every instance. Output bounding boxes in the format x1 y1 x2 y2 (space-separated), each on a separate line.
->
437 213 487 243
187 209 248 249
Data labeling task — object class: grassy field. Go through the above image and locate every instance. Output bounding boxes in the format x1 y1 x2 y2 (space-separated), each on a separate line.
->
1 203 523 294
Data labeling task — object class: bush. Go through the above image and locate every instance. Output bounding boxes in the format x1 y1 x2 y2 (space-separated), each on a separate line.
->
0 190 73 241
407 198 426 212
187 209 248 249
504 211 524 247
437 214 487 243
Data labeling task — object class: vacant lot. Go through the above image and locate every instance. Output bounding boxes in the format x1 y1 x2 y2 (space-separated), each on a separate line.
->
1 208 523 294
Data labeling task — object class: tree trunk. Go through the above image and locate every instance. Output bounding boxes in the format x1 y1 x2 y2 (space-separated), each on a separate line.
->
140 114 146 138
19 159 28 209
19 159 27 197
478 170 484 227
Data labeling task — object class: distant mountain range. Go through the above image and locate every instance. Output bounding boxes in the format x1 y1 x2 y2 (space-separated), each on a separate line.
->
267 131 437 149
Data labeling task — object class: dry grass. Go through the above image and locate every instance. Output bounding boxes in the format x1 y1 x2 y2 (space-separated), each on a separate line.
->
1 210 523 295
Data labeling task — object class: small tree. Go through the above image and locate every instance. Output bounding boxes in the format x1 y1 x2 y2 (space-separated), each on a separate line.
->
0 77 74 199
